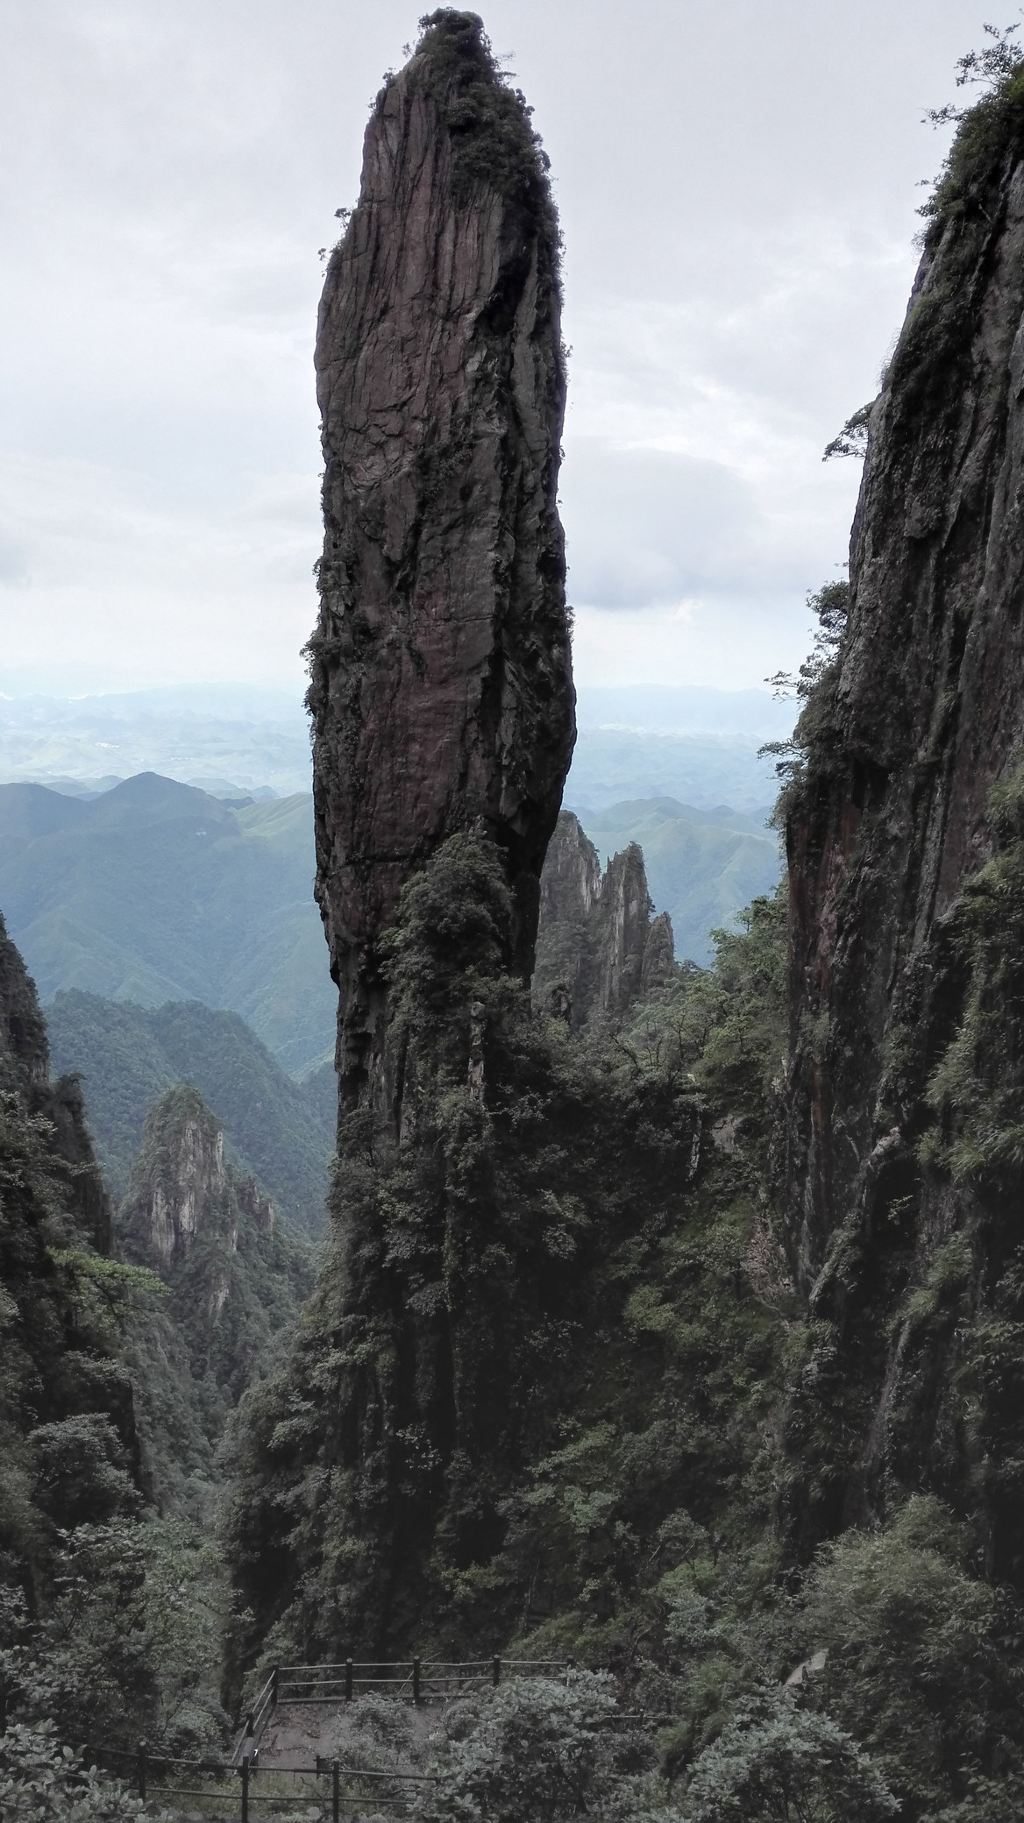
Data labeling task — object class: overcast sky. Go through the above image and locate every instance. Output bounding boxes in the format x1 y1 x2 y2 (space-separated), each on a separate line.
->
0 0 990 697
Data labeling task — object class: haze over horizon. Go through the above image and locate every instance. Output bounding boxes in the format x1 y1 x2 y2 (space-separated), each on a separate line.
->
1 0 990 700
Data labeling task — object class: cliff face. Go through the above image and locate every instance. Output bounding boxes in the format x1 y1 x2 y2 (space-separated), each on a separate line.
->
0 909 111 1251
782 107 1024 1579
0 911 140 1545
535 812 674 1026
307 9 574 1131
121 1085 305 1450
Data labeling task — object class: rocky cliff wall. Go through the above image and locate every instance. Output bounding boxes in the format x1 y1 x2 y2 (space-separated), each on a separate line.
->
782 86 1024 1581
308 9 574 1133
0 909 111 1251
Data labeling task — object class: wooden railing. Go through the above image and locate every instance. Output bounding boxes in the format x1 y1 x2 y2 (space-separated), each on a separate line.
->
232 1654 574 1764
92 1742 437 1820
275 1656 572 1706
92 1660 579 1818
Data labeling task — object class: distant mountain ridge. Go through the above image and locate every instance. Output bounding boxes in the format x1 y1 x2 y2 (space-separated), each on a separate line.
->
0 681 792 812
0 771 333 1075
0 773 781 1067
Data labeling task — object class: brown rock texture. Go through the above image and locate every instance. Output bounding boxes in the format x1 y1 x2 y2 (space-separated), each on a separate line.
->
781 105 1024 1578
308 10 574 1128
535 811 675 1027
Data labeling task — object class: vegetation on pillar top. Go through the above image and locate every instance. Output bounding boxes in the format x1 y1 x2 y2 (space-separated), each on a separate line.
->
393 9 562 258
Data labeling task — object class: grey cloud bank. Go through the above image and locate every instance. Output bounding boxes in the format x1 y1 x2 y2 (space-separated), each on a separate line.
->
0 0 988 695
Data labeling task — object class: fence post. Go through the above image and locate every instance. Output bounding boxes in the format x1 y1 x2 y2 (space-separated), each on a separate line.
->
413 1656 421 1704
136 1741 147 1800
241 1756 250 1823
271 1665 279 1710
333 1759 341 1823
492 1655 501 1688
345 1658 353 1702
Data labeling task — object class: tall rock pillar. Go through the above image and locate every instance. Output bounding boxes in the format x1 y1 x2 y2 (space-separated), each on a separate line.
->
307 9 575 1134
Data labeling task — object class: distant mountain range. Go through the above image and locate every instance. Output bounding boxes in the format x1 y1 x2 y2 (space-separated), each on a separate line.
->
0 772 333 1074
0 681 793 813
0 773 781 1066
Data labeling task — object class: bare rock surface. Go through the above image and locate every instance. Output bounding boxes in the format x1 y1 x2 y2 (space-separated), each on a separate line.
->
308 10 574 1129
535 811 675 1027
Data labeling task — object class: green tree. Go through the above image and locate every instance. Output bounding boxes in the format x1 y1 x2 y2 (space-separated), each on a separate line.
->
681 1687 896 1823
421 1672 652 1823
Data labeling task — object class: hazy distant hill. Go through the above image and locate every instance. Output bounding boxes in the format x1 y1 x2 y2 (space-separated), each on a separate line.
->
0 684 313 795
0 771 334 1074
0 681 793 813
47 991 333 1235
584 797 782 964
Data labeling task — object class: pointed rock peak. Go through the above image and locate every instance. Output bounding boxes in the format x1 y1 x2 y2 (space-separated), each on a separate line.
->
121 1085 230 1271
535 821 675 1028
540 813 603 924
400 10 559 221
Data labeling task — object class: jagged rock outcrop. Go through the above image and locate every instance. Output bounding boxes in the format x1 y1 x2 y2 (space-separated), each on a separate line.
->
122 1089 233 1271
122 1086 279 1299
307 9 574 1132
121 1085 308 1445
535 812 675 1027
226 18 580 1665
782 94 1024 1581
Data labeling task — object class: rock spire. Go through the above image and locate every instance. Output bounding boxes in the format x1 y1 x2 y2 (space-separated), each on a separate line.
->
307 10 575 1133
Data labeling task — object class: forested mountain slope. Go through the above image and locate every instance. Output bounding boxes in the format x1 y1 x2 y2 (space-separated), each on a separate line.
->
120 1084 313 1513
0 772 332 1075
47 991 333 1235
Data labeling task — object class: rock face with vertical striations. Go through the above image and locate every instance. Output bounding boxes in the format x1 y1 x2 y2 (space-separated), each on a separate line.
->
535 811 675 1027
308 9 574 1134
781 90 1024 1583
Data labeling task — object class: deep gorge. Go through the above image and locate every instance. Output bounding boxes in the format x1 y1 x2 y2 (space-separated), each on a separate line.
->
5 11 1024 1822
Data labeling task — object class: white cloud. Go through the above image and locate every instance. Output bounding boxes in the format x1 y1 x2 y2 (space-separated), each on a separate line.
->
0 0 984 694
